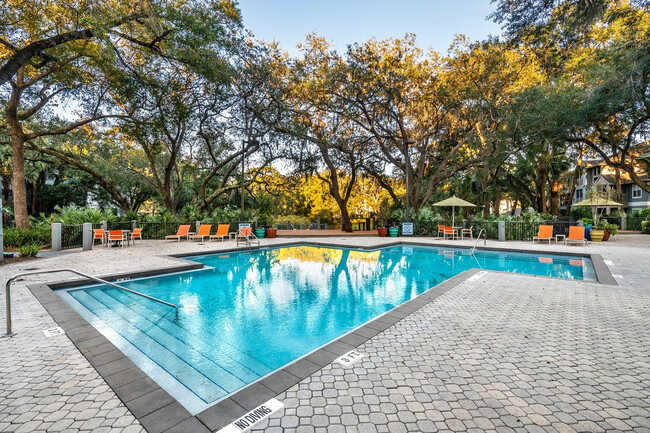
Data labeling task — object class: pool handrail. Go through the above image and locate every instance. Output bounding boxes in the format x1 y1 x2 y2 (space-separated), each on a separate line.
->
471 229 487 253
3 268 179 337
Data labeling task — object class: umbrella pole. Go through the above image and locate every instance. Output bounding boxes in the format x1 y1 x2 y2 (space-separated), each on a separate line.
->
452 206 455 228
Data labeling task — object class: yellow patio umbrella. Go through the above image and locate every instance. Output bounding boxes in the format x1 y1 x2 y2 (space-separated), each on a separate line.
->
572 197 623 224
432 196 476 227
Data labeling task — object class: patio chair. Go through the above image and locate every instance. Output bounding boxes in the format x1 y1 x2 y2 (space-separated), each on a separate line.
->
461 226 473 240
437 224 445 238
165 225 191 242
93 228 106 246
564 226 587 246
107 230 127 248
130 227 142 244
236 226 260 247
443 226 458 240
533 225 554 244
210 224 231 242
190 224 212 242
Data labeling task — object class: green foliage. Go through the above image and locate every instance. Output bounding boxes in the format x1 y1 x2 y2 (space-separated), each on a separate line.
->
630 209 650 219
209 207 250 222
570 206 592 220
36 179 89 213
50 206 119 225
3 226 50 248
582 218 594 225
275 214 311 225
18 243 41 257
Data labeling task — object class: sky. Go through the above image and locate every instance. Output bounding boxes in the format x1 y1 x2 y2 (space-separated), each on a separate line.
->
237 0 504 56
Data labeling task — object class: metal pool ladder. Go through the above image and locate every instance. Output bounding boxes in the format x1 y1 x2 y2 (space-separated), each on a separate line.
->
3 268 179 337
471 229 487 254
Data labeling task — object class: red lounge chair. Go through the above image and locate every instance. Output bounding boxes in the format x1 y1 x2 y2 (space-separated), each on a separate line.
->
165 225 191 242
191 224 212 242
443 226 457 240
93 229 106 246
210 224 231 242
533 225 554 244
108 230 127 248
130 227 142 243
565 226 587 246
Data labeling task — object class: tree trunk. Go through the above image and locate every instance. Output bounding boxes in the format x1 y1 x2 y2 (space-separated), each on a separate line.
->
6 83 30 229
338 201 353 232
535 160 548 214
565 166 579 217
481 175 490 218
549 179 560 216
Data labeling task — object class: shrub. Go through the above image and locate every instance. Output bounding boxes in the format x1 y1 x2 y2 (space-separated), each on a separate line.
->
3 225 51 248
19 243 41 257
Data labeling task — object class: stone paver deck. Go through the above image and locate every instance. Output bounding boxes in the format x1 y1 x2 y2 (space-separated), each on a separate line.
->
0 235 648 432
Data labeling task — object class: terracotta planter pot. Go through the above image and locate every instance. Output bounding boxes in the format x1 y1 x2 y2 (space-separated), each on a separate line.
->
378 227 388 237
266 228 277 238
602 230 610 241
590 229 604 242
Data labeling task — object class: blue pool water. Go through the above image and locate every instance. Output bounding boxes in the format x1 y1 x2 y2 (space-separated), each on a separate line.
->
62 244 595 410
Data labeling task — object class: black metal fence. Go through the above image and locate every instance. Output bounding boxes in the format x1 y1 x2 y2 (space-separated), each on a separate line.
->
138 221 193 239
274 222 328 230
61 224 83 249
411 220 579 241
107 221 133 231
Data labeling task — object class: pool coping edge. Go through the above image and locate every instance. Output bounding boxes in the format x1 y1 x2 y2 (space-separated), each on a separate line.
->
27 241 615 432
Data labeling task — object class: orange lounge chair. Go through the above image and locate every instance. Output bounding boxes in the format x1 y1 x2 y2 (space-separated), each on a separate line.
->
210 224 231 242
443 226 457 240
437 224 445 238
165 225 191 242
93 228 106 246
191 224 212 242
130 227 142 243
108 230 127 248
533 225 554 244
565 226 587 246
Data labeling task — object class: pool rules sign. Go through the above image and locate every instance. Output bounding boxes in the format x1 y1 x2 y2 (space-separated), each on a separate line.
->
218 399 284 433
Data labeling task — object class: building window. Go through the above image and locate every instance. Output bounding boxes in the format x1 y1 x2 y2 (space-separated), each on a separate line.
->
576 189 583 200
632 184 642 199
592 166 601 183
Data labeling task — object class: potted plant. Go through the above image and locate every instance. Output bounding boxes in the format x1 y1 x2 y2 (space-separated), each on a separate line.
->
266 226 277 238
597 220 610 241
378 226 388 237
255 214 268 239
607 223 618 240
388 225 399 237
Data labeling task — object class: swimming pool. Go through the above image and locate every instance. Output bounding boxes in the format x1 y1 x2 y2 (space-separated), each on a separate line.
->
59 244 596 413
